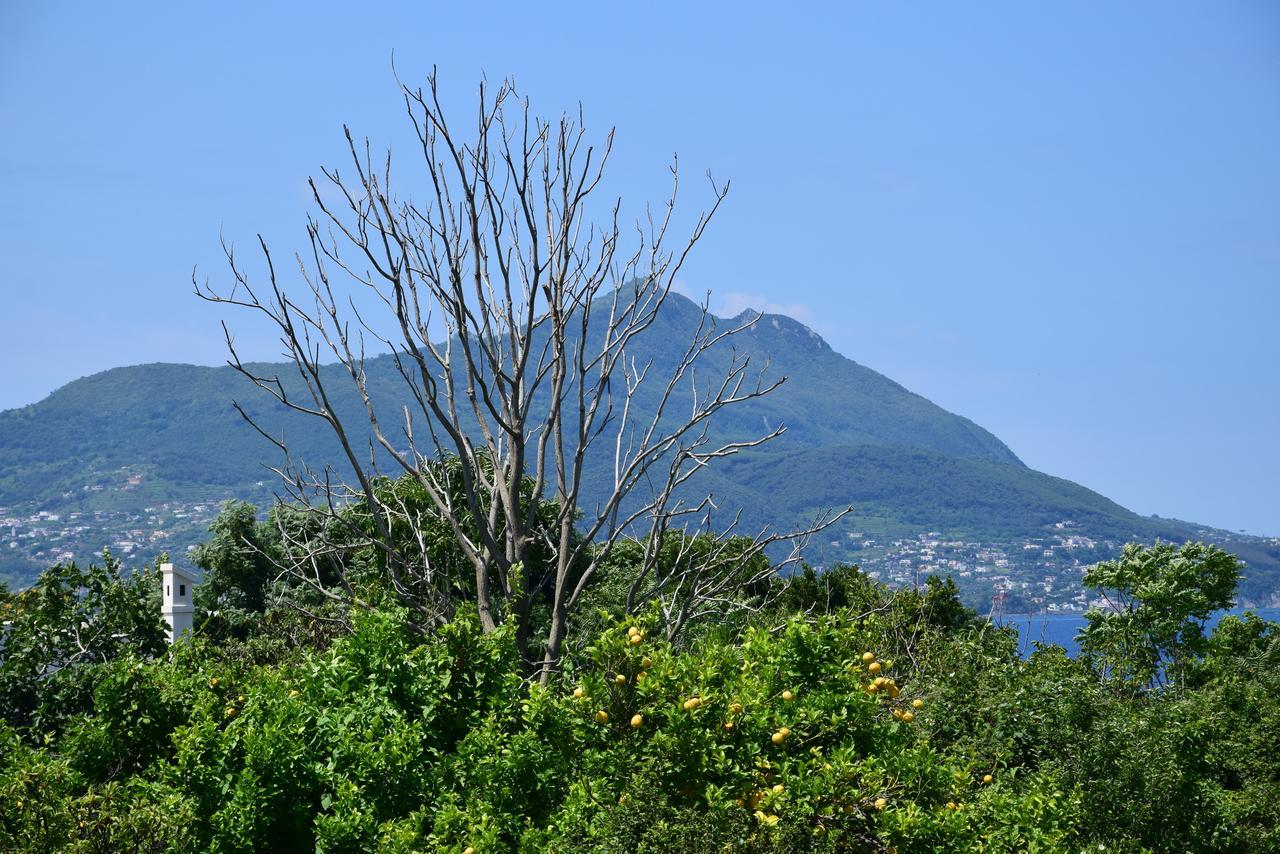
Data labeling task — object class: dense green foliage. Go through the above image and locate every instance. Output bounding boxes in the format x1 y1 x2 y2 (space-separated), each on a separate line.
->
2 536 1278 851
191 502 278 617
1079 541 1241 687
0 554 168 733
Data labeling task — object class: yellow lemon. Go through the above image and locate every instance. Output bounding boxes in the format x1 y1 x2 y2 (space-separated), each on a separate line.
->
615 674 627 685
868 661 882 675
595 710 609 724
862 652 876 663
729 702 743 715
628 626 639 638
771 730 786 744
983 773 993 784
901 711 915 722
912 698 924 709
771 783 784 794
874 797 887 810
629 634 643 646
573 686 585 699
641 656 653 669
781 689 794 702
631 714 644 729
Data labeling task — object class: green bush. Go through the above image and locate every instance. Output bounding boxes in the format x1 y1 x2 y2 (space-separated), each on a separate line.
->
2 549 1279 851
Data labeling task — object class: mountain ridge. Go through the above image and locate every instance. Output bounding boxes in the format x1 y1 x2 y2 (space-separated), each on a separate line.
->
1 293 1275 607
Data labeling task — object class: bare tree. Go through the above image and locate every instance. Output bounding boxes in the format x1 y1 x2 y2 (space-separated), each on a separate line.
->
196 71 842 681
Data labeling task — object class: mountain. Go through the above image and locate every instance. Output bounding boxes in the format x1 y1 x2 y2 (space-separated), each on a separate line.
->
2 293 1276 608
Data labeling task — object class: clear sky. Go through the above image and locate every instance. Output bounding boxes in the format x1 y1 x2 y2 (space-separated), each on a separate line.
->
1 1 1277 535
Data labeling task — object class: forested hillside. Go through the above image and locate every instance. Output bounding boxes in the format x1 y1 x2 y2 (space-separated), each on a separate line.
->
2 294 1276 605
0 296 1020 505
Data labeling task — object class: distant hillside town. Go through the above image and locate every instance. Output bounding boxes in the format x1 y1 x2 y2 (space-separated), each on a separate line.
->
5 466 1277 613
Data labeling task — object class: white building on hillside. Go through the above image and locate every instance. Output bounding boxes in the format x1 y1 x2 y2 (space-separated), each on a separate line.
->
161 562 196 643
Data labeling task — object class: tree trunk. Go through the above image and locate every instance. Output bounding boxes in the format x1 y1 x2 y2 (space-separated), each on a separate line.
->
539 601 569 687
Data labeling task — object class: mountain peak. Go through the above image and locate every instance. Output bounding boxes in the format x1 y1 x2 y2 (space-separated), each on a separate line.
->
720 305 830 353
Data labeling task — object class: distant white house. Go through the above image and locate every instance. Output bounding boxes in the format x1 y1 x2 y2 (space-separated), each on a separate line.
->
161 563 196 643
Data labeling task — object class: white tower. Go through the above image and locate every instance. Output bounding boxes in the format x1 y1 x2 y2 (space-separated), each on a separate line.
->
161 562 196 643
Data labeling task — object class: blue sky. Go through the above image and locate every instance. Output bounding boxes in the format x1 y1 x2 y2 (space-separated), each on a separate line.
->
1 1 1277 534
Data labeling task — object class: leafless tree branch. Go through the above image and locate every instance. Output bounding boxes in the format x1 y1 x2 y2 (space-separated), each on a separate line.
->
196 71 839 682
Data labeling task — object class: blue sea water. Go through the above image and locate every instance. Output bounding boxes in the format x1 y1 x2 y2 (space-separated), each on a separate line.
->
993 607 1280 658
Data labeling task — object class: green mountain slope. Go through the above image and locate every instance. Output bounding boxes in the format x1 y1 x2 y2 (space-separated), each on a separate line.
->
1 293 1274 606
0 298 1019 504
701 444 1183 542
